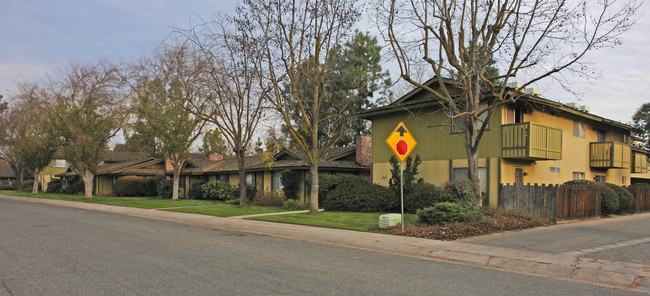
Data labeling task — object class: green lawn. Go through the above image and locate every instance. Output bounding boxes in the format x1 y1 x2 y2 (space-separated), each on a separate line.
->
248 211 419 232
0 190 224 209
163 205 288 217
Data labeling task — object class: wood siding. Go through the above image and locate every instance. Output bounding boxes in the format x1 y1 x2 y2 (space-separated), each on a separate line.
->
589 142 631 168
501 122 562 160
633 152 648 173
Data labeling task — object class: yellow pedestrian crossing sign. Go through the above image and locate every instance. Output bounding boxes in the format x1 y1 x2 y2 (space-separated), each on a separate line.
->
386 122 417 162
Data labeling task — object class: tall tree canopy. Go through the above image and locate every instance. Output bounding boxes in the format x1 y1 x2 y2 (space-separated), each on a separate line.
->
379 0 641 195
241 0 360 212
48 61 127 198
129 40 208 200
632 103 650 149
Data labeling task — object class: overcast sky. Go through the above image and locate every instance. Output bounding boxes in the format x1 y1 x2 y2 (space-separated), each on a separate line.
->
1 0 649 124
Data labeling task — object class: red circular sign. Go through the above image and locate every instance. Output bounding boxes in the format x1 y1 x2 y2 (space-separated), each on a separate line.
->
396 139 408 155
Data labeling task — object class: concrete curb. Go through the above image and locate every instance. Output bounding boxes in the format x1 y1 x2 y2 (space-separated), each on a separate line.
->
2 195 648 293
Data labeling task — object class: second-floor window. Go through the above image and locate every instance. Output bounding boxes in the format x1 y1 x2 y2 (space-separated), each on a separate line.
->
51 159 68 168
596 129 606 142
573 121 586 138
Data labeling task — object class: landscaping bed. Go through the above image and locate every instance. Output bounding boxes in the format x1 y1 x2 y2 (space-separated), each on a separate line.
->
249 211 419 232
384 208 554 240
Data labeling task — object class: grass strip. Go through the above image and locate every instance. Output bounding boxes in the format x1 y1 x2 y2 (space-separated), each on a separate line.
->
248 211 418 232
163 205 287 217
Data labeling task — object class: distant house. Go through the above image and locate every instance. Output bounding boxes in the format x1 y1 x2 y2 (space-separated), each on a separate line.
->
0 167 16 186
53 139 371 203
361 78 650 207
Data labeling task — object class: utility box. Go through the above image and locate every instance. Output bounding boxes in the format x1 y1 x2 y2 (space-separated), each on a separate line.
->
378 214 402 229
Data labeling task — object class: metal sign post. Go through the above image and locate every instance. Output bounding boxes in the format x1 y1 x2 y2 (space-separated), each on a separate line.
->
385 122 416 233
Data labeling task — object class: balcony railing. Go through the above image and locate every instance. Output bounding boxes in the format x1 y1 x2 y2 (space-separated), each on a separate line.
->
589 142 630 168
633 151 648 173
502 122 562 160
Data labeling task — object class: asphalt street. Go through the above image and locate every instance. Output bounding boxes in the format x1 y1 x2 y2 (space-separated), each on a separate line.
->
0 198 642 295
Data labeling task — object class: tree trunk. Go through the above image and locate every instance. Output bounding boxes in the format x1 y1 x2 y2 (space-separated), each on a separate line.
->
82 170 94 198
309 163 319 213
236 149 247 205
465 128 481 206
172 167 181 200
17 169 24 192
32 170 40 194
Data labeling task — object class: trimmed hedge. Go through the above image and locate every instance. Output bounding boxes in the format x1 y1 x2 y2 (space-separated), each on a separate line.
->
63 177 84 195
0 185 14 190
187 181 206 200
322 180 395 212
21 180 37 192
417 202 483 226
113 176 146 197
156 179 174 199
318 173 366 204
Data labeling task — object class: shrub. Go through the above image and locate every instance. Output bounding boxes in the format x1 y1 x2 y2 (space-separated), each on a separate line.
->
187 181 206 200
63 177 85 195
405 182 446 214
389 154 423 196
252 190 285 207
318 173 366 203
323 181 395 212
283 200 301 211
201 181 237 200
46 179 63 193
0 185 14 190
600 184 619 215
605 183 635 214
112 176 148 197
156 179 174 199
281 170 300 200
417 202 483 226
141 175 165 197
21 180 37 192
245 185 256 202
440 180 481 210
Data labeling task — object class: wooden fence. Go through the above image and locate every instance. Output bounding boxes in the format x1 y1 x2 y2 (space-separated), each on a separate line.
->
626 185 650 213
499 184 601 222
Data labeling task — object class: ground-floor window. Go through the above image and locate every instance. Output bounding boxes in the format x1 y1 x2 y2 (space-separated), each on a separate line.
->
451 167 487 193
622 175 627 185
572 172 585 180
595 175 606 183
272 171 284 190
245 173 256 186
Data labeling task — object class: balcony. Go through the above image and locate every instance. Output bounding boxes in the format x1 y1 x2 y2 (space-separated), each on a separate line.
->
502 122 562 160
633 151 648 173
589 142 630 168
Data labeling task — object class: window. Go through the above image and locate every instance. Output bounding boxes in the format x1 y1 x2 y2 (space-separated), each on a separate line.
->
595 175 606 183
451 167 487 193
573 121 586 138
572 172 585 180
51 159 68 168
245 173 256 186
622 175 627 185
596 129 606 142
623 134 628 144
514 105 524 123
271 171 284 190
452 103 489 133
550 167 560 173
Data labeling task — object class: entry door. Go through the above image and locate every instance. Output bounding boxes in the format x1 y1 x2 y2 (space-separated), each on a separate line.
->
514 167 524 186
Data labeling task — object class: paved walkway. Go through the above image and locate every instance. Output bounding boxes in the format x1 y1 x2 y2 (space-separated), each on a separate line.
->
1 195 648 294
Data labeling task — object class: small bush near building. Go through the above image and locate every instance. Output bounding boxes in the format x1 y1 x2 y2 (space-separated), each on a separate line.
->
405 182 446 214
605 183 635 214
439 180 480 210
281 170 300 200
141 175 165 196
283 200 300 211
322 181 395 212
318 173 366 203
201 181 237 200
187 181 206 200
156 179 174 199
63 176 85 195
21 180 37 192
417 202 483 226
252 190 285 207
46 179 63 193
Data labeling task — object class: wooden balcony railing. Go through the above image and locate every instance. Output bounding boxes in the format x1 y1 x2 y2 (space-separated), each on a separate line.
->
502 122 562 160
589 142 630 168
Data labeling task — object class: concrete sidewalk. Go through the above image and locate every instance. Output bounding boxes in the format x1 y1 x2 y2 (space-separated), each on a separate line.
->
2 195 648 293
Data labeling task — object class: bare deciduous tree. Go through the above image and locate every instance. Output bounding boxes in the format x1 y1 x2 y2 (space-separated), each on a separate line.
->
181 13 268 204
48 61 127 198
241 0 360 212
128 40 208 200
379 0 641 194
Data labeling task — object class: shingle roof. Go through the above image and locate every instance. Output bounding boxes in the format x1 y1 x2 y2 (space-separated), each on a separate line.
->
0 167 15 178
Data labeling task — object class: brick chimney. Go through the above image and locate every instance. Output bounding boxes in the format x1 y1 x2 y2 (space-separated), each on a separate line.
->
165 159 174 172
208 153 223 161
98 161 105 166
355 135 372 167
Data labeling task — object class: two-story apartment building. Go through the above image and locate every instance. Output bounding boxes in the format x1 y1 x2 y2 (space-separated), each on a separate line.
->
362 79 650 207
